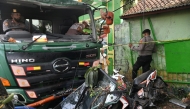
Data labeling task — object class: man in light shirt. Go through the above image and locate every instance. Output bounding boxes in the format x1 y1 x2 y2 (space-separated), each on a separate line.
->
3 9 26 32
100 48 109 73
129 29 156 79
65 21 89 35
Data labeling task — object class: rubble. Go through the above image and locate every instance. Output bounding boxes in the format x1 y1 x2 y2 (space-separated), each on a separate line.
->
182 93 190 104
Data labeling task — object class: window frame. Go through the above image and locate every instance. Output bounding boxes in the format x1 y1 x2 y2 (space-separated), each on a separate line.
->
26 19 53 33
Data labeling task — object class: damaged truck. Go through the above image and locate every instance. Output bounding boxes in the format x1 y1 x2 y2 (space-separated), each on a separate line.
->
0 0 104 108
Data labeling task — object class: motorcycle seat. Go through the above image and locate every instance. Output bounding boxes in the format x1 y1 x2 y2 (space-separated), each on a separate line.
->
133 69 154 85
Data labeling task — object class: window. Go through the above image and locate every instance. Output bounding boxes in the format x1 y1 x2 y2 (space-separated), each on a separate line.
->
26 19 52 33
79 14 92 35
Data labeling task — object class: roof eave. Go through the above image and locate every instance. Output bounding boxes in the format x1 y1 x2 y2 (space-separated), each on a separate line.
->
120 5 190 19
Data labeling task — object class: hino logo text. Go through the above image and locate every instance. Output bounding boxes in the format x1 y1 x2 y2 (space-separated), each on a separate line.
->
11 59 35 63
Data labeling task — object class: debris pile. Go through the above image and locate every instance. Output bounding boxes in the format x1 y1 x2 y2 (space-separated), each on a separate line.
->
182 93 190 104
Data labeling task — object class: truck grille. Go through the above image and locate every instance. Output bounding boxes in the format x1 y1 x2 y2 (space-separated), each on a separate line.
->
6 48 98 99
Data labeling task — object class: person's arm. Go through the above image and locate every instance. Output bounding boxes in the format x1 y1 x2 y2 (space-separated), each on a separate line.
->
77 26 83 33
77 27 90 35
152 44 157 53
3 20 10 32
131 37 146 51
77 24 87 35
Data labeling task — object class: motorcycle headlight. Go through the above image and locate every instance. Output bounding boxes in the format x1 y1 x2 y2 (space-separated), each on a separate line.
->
137 105 143 109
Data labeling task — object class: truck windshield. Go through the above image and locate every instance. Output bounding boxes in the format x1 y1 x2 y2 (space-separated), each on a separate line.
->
23 8 96 42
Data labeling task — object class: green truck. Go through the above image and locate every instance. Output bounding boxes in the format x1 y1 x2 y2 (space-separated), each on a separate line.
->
0 0 103 107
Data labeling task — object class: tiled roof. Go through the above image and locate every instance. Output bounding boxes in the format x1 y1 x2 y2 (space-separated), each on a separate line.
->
121 0 190 17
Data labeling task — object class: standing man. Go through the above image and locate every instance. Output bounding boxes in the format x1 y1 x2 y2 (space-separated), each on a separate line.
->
100 48 109 73
129 29 156 79
3 9 26 32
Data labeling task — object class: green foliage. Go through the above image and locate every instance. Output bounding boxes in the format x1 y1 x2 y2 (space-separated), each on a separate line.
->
89 85 97 97
1 93 14 104
0 93 14 108
84 65 101 88
84 66 101 97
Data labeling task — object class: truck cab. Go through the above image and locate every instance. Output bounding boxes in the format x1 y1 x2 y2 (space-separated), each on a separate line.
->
0 0 102 106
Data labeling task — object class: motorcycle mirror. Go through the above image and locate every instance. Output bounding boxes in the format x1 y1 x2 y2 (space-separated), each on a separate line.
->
118 68 121 71
113 69 119 74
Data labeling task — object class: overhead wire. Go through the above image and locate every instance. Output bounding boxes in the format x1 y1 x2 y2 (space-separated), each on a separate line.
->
96 0 136 12
113 0 136 12
105 37 190 47
103 37 190 58
105 0 190 47
97 0 112 8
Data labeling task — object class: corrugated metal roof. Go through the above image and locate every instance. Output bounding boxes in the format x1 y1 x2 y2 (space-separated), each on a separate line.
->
121 0 190 17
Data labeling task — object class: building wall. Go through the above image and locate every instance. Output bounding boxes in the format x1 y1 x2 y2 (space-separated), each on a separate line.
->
115 9 190 84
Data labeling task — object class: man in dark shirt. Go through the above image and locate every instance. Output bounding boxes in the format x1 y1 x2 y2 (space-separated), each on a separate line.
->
129 29 156 79
3 9 26 32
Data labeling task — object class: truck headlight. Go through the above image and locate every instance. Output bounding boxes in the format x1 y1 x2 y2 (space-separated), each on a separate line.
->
16 78 30 87
11 65 26 76
26 91 37 98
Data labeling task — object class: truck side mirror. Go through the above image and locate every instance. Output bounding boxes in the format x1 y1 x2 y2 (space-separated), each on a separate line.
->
100 10 114 25
106 11 114 25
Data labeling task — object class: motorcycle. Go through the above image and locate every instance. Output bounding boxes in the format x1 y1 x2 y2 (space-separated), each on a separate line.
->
129 69 168 109
53 68 167 109
107 68 134 109
53 68 131 109
108 69 168 109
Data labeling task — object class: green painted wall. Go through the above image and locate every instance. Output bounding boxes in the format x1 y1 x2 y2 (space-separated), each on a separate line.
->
107 0 123 74
115 9 190 84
